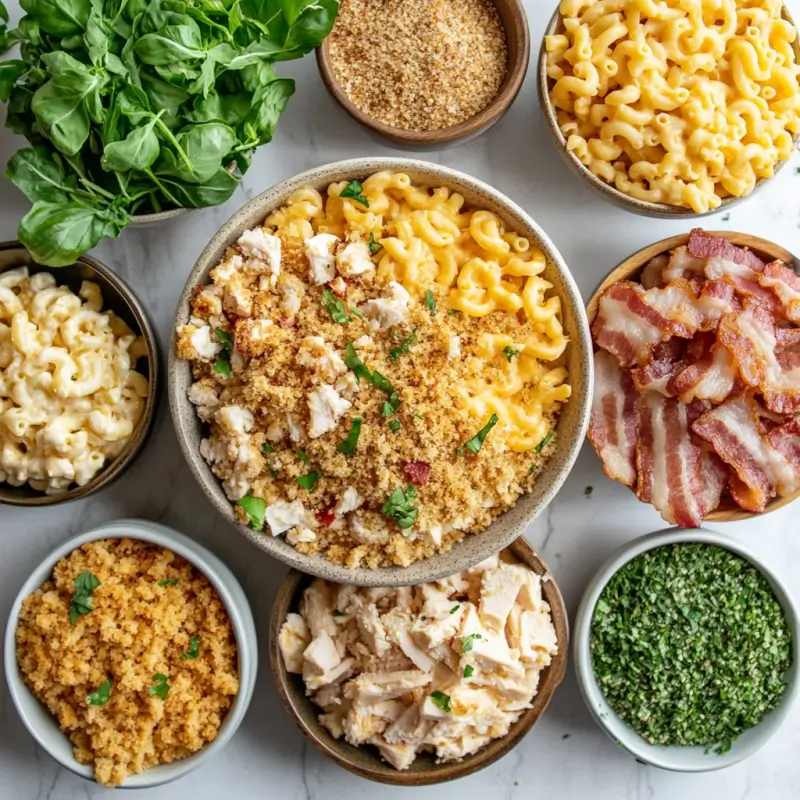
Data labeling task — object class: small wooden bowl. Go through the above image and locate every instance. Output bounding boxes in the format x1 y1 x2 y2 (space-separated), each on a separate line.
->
269 537 569 785
537 4 800 218
0 243 160 507
587 231 800 522
316 0 530 149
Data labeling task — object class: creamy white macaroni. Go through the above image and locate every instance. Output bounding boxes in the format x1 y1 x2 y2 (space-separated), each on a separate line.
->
0 268 149 493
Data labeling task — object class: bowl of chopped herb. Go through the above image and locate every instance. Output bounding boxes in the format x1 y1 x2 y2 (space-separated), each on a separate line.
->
574 528 798 772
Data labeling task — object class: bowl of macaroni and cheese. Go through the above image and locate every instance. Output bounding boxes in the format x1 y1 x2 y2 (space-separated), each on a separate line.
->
538 0 800 217
169 158 592 586
0 244 159 506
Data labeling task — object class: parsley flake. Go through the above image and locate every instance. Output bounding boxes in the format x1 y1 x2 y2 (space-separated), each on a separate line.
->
463 665 474 679
297 450 309 464
213 356 232 378
180 635 199 660
349 305 365 320
462 633 483 653
262 442 274 455
158 578 180 587
333 610 345 618
536 432 554 454
381 485 418 529
390 327 418 360
339 180 369 207
368 233 382 254
503 345 521 362
215 328 233 350
69 571 100 624
430 691 451 713
297 471 321 492
86 679 112 707
345 342 372 384
450 605 460 614
388 419 401 433
322 288 350 324
148 673 170 701
425 289 437 316
238 495 266 532
462 414 499 455
337 416 363 456
449 308 461 315
371 370 393 394
529 464 537 474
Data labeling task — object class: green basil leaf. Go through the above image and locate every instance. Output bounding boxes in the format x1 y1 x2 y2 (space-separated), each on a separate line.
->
296 471 320 492
336 416 362 456
101 118 161 172
134 26 205 65
535 432 554 454
425 289 437 316
462 414 499 455
243 77 294 145
5 146 71 203
381 485 417 529
20 0 91 38
180 635 199 660
86 678 112 706
238 494 266 531
0 60 27 103
429 691 451 712
147 672 169 700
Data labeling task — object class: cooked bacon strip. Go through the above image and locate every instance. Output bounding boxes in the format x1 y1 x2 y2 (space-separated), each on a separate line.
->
640 253 668 289
776 326 800 350
698 445 729 517
668 344 737 404
757 260 800 323
631 339 685 395
662 245 706 283
695 280 740 330
768 418 800 468
718 303 800 414
589 351 638 486
688 229 765 273
635 392 706 527
691 394 800 512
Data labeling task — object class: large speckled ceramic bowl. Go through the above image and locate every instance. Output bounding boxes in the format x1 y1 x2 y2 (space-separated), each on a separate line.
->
168 158 592 586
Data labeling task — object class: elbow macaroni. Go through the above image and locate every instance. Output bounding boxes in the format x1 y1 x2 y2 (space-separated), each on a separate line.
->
0 269 149 494
546 0 800 213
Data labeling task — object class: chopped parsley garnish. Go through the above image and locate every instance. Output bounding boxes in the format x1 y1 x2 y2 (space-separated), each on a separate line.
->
147 673 170 701
449 308 461 315
430 691 451 713
585 485 593 498
349 305 365 320
321 288 350 324
461 633 483 653
381 485 418 529
345 342 372 384
371 370 393 394
368 233 382 254
269 468 278 478
591 543 792 753
339 180 369 207
450 605 460 614
333 610 345 618
297 450 309 463
457 447 464 456
462 414 499 455
86 679 112 707
337 416 362 456
381 401 395 418
213 356 233 378
425 289 437 316
215 328 233 350
463 665 474 679
297 471 321 492
262 442 274 455
529 464 537 474
503 346 520 362
158 578 180 587
535 432 554 454
390 327 418 360
388 419 401 433
69 571 100 624
413 412 425 420
238 495 266 532
180 635 199 660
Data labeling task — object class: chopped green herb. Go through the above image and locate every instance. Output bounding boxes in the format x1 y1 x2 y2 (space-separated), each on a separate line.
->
180 636 199 661
503 345 521 362
349 305 365 320
322 288 350 324
86 679 112 707
213 356 233 378
388 419 401 433
585 486 593 498
390 327 418 360
430 691 451 713
269 469 278 479
368 233 382 254
158 578 180 587
147 673 170 701
463 665 474 679
457 447 464 456
345 342 372 384
381 401 395 418
69 571 100 624
461 633 483 653
591 543 792 753
463 414 499 455
529 464 537 474
425 289 437 316
215 328 233 350
333 610 345 618
262 442 274 455
449 308 461 315
535 432 554 454
413 412 425 420
381 485 418 529
238 495 266 532
297 450 309 464
297 471 321 492
337 416 363 456
371 370 394 394
339 180 369 207
450 605 460 614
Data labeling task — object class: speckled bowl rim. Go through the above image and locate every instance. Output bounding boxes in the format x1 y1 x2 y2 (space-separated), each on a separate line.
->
573 528 799 772
0 244 160 507
168 157 593 587
3 519 258 789
269 537 569 785
537 4 800 219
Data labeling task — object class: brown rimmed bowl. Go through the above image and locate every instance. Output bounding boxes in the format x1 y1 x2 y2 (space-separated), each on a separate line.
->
316 0 530 149
587 231 800 522
0 243 159 507
537 3 800 218
269 536 569 785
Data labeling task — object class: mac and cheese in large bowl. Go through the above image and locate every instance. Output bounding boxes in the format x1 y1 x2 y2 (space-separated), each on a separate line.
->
540 0 800 216
170 159 592 586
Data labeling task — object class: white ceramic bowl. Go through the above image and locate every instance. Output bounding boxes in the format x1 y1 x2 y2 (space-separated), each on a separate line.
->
3 519 258 788
574 528 799 772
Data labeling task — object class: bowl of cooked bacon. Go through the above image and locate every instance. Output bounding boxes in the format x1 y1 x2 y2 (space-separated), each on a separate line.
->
587 229 800 527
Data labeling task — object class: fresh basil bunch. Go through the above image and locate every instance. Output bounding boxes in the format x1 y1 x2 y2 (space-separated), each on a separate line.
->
0 0 338 265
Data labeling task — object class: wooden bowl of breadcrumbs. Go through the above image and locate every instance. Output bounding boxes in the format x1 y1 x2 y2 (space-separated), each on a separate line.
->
317 0 530 148
4 520 257 789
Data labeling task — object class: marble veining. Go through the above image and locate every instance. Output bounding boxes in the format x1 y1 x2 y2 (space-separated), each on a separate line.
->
1 0 799 797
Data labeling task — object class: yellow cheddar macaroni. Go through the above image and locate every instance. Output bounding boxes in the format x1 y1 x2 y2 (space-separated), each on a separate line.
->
546 0 800 213
0 268 149 493
177 171 570 568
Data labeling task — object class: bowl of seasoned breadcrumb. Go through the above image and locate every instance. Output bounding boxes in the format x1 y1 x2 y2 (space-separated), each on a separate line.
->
169 157 592 586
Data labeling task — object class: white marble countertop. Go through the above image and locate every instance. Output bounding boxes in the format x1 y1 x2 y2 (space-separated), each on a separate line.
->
1 0 799 797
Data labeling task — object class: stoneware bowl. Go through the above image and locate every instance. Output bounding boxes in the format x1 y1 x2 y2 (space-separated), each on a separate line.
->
169 157 593 586
3 518 258 789
573 528 799 771
0 243 159 507
587 230 800 522
537 4 800 218
269 536 569 785
316 0 530 149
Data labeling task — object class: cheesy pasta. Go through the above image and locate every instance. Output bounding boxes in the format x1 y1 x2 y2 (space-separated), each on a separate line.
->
546 0 800 213
177 171 571 568
0 269 149 493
